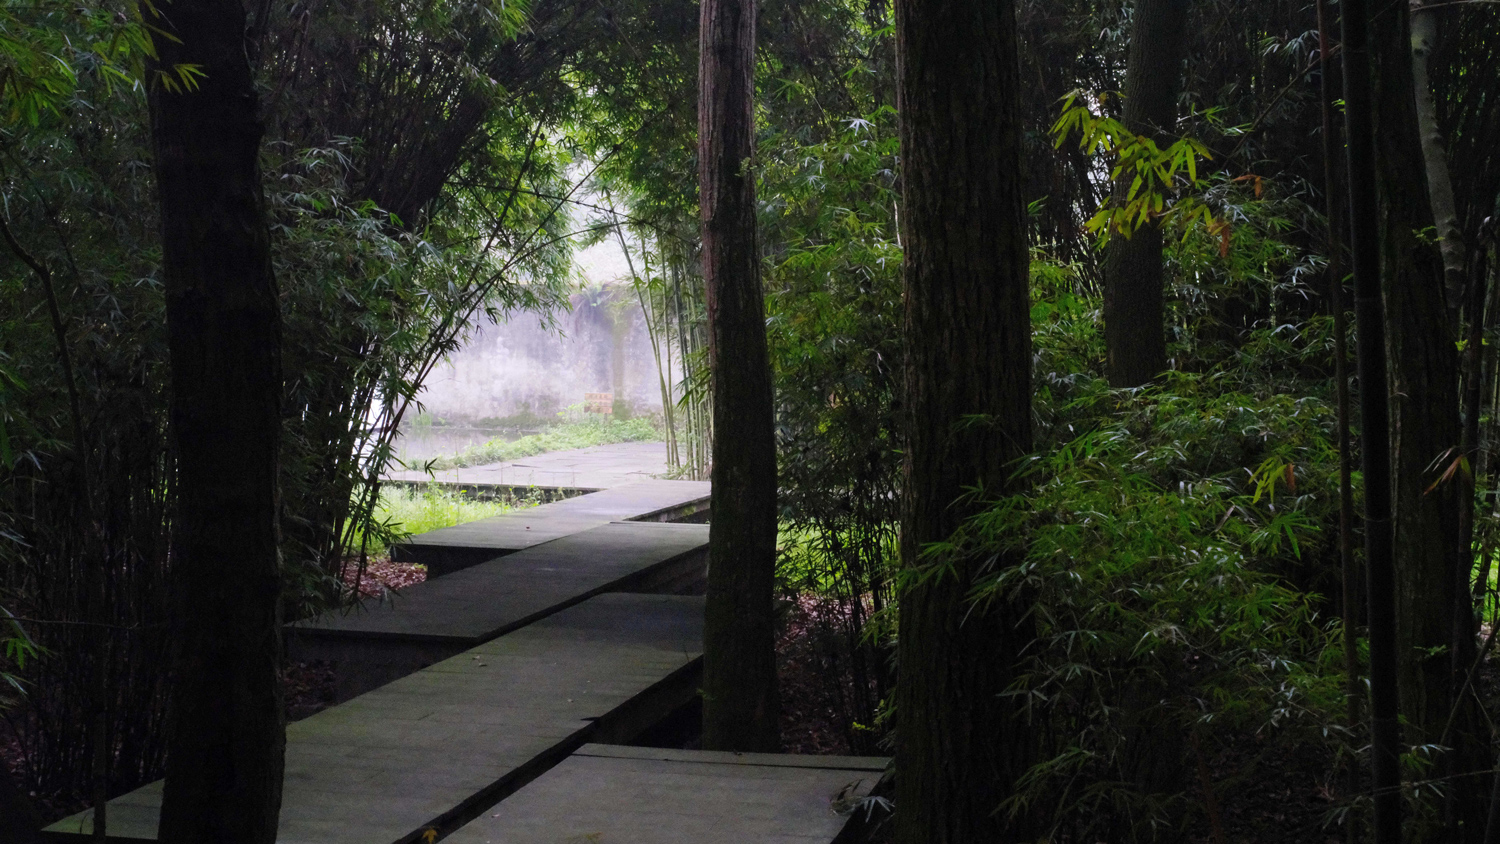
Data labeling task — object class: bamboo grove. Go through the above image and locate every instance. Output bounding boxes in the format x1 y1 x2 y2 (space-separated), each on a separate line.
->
0 0 1498 840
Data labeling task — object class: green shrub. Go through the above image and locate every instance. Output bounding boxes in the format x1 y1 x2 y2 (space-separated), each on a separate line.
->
928 359 1347 841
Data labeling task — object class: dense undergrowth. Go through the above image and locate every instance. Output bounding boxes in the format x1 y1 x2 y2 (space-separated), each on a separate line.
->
783 312 1354 840
765 105 1359 839
958 344 1349 840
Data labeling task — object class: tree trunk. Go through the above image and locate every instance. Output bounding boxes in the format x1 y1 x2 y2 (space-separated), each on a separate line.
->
1102 0 1189 387
1340 0 1402 836
698 0 781 753
891 0 1034 840
1315 4 1363 836
1369 1 1484 839
1409 4 1466 310
145 0 287 840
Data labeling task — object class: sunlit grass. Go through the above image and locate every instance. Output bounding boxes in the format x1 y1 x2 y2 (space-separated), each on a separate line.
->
353 484 540 553
776 524 897 596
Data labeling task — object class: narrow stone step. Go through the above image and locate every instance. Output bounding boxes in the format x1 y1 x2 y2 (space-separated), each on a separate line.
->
42 594 705 844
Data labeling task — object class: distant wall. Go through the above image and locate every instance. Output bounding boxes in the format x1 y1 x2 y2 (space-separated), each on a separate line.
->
416 285 665 424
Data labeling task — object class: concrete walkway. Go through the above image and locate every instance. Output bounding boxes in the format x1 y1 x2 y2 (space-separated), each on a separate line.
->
42 480 887 844
291 521 709 701
386 441 677 492
391 480 710 576
448 745 884 844
45 595 708 844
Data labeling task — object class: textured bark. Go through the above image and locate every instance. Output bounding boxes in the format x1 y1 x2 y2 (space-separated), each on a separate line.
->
145 0 287 840
892 0 1034 840
1409 6 1466 309
698 0 781 753
1370 1 1483 839
1339 0 1401 835
1102 0 1189 387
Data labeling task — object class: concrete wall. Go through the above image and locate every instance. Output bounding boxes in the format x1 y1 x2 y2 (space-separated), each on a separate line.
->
417 282 666 425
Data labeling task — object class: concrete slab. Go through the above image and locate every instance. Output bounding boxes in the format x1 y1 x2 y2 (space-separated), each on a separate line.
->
42 595 706 844
392 480 710 577
289 521 709 700
386 441 675 492
445 744 889 844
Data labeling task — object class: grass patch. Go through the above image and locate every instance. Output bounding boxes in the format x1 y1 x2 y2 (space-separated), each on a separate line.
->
354 484 540 553
426 416 662 470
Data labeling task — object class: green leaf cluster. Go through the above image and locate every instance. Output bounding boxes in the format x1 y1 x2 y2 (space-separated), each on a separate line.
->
924 273 1352 839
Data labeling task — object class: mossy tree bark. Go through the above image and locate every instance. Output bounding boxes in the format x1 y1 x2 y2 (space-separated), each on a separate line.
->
1369 1 1484 838
891 0 1035 840
1102 0 1189 387
698 0 781 752
145 0 287 841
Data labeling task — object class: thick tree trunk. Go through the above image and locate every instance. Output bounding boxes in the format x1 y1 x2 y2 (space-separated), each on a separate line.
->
1369 1 1483 839
698 0 781 753
891 0 1034 840
1102 0 1189 387
145 0 287 841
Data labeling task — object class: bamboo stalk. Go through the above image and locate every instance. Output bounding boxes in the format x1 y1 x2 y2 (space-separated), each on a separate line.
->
1340 0 1403 838
1315 3 1363 839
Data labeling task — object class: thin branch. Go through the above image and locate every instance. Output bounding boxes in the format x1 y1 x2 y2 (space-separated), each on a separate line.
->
0 214 85 462
1412 0 1500 10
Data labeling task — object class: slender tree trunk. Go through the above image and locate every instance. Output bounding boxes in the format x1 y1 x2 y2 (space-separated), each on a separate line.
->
1315 4 1363 840
1339 0 1402 839
698 0 781 753
1409 4 1466 310
1369 1 1484 839
145 0 286 840
1102 0 1189 387
892 0 1034 840
1415 20 1489 826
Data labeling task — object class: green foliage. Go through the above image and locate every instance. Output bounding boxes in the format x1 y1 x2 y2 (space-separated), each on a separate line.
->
922 269 1351 838
0 27 174 791
0 0 156 124
350 484 538 554
1164 171 1321 359
271 122 575 608
426 415 662 470
0 605 38 707
0 355 29 469
0 0 575 799
761 106 902 753
1052 92 1220 244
